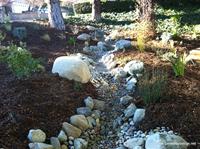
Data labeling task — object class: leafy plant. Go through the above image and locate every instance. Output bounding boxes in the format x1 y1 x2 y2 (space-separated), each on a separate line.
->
138 69 168 105
169 52 187 77
67 37 76 47
0 44 44 78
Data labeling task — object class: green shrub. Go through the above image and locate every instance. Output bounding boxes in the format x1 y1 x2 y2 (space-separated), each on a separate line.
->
138 69 167 105
169 52 187 77
0 44 44 78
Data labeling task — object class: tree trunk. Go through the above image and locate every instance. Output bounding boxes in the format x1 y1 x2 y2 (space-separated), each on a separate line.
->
136 0 155 38
92 0 101 22
47 0 65 30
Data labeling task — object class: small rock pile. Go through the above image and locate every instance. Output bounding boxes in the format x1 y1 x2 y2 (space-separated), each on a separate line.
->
27 97 105 149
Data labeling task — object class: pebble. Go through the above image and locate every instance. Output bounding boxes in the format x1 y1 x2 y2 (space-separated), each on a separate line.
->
28 129 46 143
84 97 94 109
76 107 92 116
50 137 61 149
58 130 68 142
62 122 82 138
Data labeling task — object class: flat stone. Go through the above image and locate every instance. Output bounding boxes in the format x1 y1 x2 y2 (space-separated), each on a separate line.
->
70 115 89 131
28 129 46 143
62 122 82 138
77 107 92 116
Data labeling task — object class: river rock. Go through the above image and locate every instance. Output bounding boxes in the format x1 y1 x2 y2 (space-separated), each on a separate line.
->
84 96 94 109
86 116 96 128
70 115 89 131
74 138 88 149
133 109 145 124
120 95 133 105
124 103 137 118
115 40 131 50
93 99 105 111
28 129 46 143
77 107 92 116
58 130 68 142
29 143 53 149
50 137 61 149
62 122 82 138
124 138 145 149
126 77 137 91
52 56 91 83
124 60 144 75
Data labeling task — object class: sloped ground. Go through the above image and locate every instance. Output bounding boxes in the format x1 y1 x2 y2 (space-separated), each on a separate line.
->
114 48 200 148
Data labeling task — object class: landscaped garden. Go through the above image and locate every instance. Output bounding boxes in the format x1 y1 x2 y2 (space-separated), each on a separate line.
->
0 0 200 149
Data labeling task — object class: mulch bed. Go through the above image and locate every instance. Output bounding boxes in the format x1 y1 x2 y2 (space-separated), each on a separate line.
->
0 23 97 149
114 44 200 148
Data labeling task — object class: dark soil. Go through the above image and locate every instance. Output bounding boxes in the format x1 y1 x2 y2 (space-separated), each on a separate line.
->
0 23 97 149
114 47 200 148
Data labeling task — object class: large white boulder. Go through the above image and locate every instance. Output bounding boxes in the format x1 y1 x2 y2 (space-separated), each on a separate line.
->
145 133 188 149
52 56 91 83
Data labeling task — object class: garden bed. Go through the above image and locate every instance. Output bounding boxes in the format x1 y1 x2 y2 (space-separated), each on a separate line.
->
114 47 200 147
0 23 97 149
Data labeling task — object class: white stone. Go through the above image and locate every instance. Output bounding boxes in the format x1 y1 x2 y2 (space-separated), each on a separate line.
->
70 115 89 131
29 143 53 149
112 67 127 78
124 103 137 118
58 130 68 142
145 133 188 149
115 40 131 50
86 25 96 31
74 138 88 149
133 109 145 124
77 33 91 41
28 129 46 143
124 60 144 75
84 96 94 109
124 138 145 149
52 56 91 83
62 122 82 138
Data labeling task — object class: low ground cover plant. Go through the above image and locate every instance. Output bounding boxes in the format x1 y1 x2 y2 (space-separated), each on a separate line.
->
0 43 44 78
